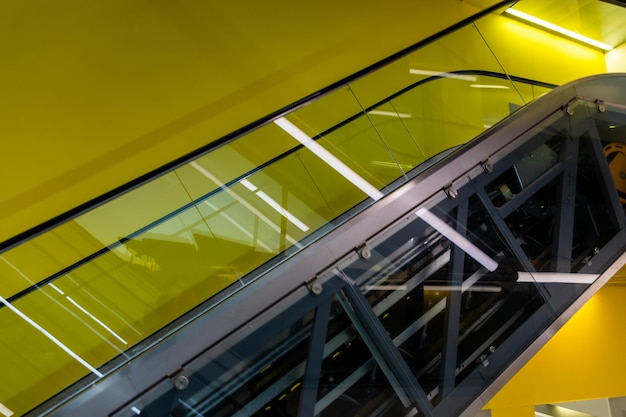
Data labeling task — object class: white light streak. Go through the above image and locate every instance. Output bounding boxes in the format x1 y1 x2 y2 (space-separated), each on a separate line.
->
240 178 310 232
81 287 142 335
190 162 302 248
370 160 414 171
0 403 13 417
504 8 613 51
255 191 309 232
67 296 128 345
462 267 490 292
416 207 498 272
0 294 103 377
240 179 258 192
49 283 65 295
274 117 384 201
409 69 477 82
367 110 412 118
470 84 510 89
517 272 598 284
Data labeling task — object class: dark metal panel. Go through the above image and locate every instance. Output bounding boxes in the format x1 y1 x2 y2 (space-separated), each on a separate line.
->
551 124 579 272
579 114 626 231
297 299 332 417
472 185 537 274
436 302 559 417
439 201 467 398
337 278 433 413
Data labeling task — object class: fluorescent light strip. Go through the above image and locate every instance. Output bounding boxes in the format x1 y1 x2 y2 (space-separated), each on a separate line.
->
240 178 257 192
409 69 477 82
368 110 412 118
190 162 302 248
504 8 613 51
274 117 384 201
517 272 598 284
240 179 309 232
131 406 142 415
0 293 104 377
49 283 65 295
470 84 510 89
416 208 498 272
67 296 128 345
0 403 13 417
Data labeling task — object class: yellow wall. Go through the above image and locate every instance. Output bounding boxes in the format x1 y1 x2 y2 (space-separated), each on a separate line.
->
0 9 608 312
0 2 617 415
0 0 501 244
607 42 626 72
486 281 626 412
0 0 608 245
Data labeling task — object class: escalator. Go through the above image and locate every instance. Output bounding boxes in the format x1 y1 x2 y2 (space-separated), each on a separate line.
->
22 73 626 417
0 65 549 417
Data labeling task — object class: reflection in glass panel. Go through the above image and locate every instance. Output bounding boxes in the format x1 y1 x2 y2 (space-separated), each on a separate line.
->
136 310 316 417
484 106 624 273
337 197 547 404
4 5 619 414
116 293 411 417
319 114 409 187
349 21 511 147
366 100 427 174
319 95 626 410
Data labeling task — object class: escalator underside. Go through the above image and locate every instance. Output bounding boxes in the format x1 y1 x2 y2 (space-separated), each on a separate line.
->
31 75 626 417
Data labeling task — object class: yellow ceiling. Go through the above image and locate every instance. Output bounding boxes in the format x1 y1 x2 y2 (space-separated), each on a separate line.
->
510 0 626 48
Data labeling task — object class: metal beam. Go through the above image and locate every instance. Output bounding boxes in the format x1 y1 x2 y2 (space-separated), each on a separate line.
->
439 202 467 397
298 298 332 417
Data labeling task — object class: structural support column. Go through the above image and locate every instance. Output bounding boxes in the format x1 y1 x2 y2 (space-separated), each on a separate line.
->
440 202 467 397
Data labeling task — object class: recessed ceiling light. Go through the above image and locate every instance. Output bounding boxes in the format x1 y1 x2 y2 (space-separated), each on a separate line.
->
504 8 614 51
470 84 510 89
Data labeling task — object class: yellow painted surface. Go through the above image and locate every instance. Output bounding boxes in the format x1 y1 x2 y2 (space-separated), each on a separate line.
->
607 43 626 72
0 3 615 416
474 16 605 86
485 283 626 410
0 0 497 244
0 8 606 300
